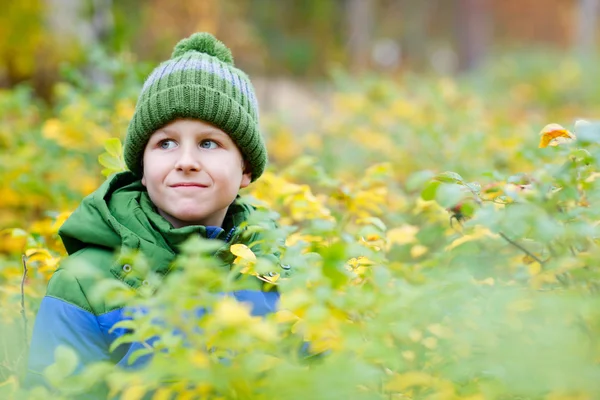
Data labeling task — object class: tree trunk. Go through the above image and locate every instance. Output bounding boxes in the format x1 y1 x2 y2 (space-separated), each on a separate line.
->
346 0 373 74
575 0 600 59
456 0 491 72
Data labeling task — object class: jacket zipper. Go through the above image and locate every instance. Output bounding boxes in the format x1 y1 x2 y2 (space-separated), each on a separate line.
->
224 227 236 243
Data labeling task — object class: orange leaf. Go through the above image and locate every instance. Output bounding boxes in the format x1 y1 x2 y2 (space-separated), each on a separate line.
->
539 123 576 148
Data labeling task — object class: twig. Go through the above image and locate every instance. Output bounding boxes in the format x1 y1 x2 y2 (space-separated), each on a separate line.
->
569 246 577 257
449 215 464 234
498 232 545 266
21 255 29 351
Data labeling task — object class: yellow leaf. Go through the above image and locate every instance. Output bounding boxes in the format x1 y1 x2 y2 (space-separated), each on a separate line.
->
508 298 533 313
585 172 600 183
408 329 422 342
386 225 419 247
256 272 280 284
229 244 256 262
42 118 62 141
214 298 253 326
0 375 18 393
104 138 123 158
427 323 451 338
120 385 147 400
459 394 485 400
528 261 542 276
51 212 72 232
384 371 433 392
474 277 495 286
539 123 576 148
422 337 438 349
152 387 173 400
25 248 53 263
446 226 497 251
190 351 209 368
0 229 27 254
275 309 300 324
410 245 428 258
249 320 278 341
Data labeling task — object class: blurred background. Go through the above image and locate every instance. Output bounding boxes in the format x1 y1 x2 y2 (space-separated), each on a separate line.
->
4 3 600 394
2 0 600 228
3 0 600 105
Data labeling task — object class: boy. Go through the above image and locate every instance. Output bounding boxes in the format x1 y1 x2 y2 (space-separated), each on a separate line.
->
25 32 280 388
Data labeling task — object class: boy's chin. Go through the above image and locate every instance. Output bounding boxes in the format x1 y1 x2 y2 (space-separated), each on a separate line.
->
173 211 223 227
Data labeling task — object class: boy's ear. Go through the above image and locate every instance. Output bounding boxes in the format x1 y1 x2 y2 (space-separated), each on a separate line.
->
240 160 252 189
140 160 146 186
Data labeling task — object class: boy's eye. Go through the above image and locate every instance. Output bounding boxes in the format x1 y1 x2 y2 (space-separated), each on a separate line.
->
200 140 218 149
158 139 177 150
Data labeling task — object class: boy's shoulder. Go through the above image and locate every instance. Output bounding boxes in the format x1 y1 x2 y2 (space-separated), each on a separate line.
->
46 246 122 315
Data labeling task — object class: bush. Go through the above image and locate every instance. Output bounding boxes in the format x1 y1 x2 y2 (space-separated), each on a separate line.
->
2 52 600 399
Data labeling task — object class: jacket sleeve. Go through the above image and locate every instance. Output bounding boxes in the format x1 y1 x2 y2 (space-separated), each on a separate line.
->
24 269 112 389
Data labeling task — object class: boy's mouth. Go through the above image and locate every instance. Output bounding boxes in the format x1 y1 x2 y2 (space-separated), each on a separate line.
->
170 182 209 188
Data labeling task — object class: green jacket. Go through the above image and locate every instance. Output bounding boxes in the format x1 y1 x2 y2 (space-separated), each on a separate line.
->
25 171 281 390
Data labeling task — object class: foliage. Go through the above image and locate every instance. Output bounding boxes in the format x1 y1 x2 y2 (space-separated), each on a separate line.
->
2 53 600 399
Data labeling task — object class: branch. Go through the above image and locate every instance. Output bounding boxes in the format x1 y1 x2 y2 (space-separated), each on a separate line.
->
21 254 29 350
498 232 545 266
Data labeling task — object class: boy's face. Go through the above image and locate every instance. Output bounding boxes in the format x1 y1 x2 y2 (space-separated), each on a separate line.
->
141 119 252 228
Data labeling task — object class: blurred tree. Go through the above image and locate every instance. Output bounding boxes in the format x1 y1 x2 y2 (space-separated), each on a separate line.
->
90 0 114 43
0 1 45 87
396 0 437 70
491 0 572 47
88 0 115 85
191 0 219 35
456 0 492 72
575 0 600 58
346 0 373 73
249 0 343 77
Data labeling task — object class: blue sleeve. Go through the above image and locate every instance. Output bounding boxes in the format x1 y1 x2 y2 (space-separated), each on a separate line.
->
233 289 280 316
25 289 281 388
115 290 281 369
24 296 112 389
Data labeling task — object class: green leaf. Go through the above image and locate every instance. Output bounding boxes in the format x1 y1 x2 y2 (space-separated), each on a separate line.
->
180 235 225 255
98 153 122 170
421 181 441 201
108 333 136 353
435 171 464 184
108 319 139 334
43 346 79 387
360 217 387 232
54 345 78 376
465 182 481 195
435 184 464 208
570 148 593 163
574 121 600 143
9 228 27 237
128 347 154 365
405 170 435 192
320 242 350 289
458 202 476 219
104 138 123 158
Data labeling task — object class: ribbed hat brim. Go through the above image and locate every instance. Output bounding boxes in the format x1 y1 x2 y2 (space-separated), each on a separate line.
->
124 85 267 181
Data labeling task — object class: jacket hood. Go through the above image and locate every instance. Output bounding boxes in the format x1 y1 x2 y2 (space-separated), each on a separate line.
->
59 171 257 275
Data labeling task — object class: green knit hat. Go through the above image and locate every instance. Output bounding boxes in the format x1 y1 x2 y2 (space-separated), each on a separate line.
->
124 32 267 181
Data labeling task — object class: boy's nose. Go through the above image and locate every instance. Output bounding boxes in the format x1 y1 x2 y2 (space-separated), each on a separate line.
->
174 148 201 172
